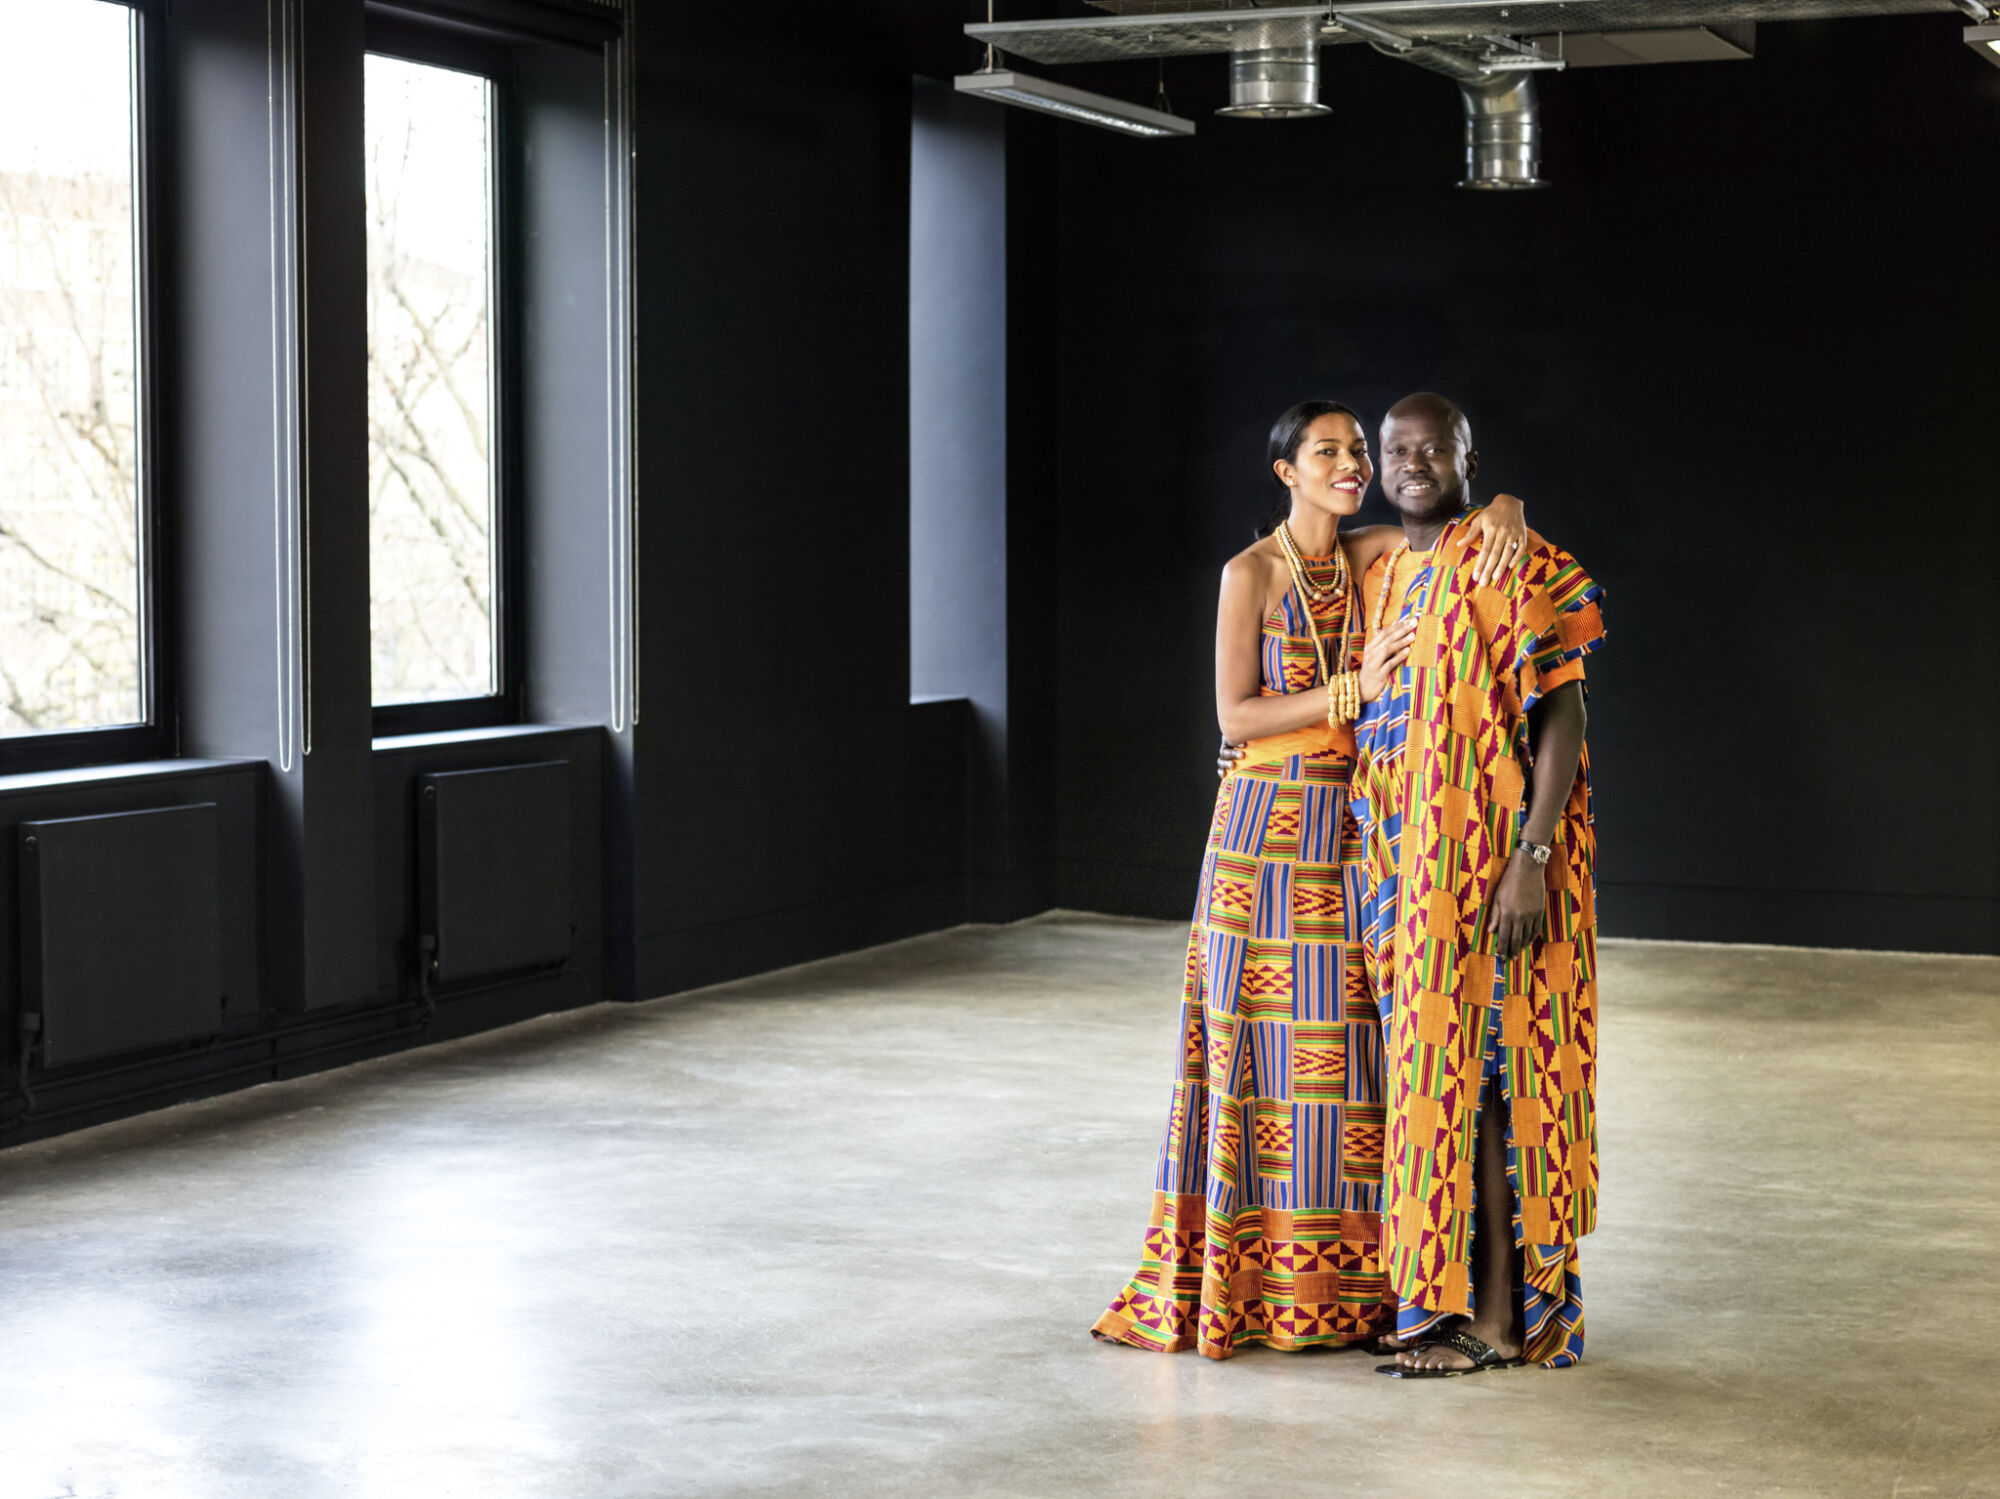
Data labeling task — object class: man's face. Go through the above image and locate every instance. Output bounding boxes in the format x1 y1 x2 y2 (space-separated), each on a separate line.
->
1378 409 1479 523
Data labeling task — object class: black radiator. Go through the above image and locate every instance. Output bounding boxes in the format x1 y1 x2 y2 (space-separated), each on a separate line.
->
18 803 224 1068
417 761 572 986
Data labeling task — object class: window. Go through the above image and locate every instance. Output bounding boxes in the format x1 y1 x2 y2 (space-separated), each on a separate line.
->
0 0 147 745
365 51 504 719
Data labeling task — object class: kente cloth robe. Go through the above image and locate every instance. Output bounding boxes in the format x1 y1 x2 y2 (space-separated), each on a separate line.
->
1351 514 1606 1367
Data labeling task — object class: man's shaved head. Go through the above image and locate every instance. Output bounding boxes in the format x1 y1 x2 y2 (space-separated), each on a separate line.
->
1378 392 1479 528
1382 391 1472 450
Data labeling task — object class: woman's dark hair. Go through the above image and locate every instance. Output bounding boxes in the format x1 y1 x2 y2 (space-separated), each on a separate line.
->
1257 400 1365 537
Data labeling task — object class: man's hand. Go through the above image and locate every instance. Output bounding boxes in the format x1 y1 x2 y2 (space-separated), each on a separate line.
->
1489 853 1548 960
1491 683 1585 961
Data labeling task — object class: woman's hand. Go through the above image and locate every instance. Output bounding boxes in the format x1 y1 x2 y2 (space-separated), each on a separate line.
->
1465 492 1528 586
1359 616 1418 702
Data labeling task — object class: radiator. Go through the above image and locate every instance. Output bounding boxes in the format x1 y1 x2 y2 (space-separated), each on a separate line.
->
18 803 224 1068
417 761 572 986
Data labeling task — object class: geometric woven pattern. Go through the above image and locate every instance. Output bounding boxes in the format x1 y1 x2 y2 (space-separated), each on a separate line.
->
1351 514 1605 1368
1093 576 1395 1358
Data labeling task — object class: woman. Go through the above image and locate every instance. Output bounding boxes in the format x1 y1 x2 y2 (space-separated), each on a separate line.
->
1090 401 1527 1358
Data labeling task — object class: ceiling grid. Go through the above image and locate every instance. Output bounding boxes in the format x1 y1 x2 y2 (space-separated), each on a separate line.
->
968 0 1957 65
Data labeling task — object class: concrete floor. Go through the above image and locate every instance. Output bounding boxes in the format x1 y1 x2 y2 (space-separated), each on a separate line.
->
1 915 1995 1499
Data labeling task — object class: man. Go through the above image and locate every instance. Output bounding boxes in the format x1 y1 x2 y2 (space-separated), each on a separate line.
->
1352 393 1605 1375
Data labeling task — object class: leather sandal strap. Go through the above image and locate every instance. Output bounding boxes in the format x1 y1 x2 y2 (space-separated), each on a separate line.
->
1440 1327 1505 1367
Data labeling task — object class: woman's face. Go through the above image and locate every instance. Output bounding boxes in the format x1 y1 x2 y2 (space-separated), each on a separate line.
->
1278 411 1372 518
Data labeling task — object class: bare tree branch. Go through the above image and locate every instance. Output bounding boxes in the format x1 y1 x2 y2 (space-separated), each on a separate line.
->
0 163 143 729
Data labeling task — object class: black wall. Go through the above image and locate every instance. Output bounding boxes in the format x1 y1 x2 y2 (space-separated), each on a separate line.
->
1046 14 2000 954
626 3 1005 997
612 4 2000 975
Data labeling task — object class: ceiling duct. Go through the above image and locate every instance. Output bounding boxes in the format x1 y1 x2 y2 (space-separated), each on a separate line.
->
1366 35 1548 188
1459 73 1545 189
1218 46 1330 117
1351 34 1545 187
960 1 1972 182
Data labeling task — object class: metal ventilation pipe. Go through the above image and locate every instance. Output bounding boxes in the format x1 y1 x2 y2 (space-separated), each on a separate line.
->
1366 37 1552 188
1458 73 1546 189
1215 47 1330 118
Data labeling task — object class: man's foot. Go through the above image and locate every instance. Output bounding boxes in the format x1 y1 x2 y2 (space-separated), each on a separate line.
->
1378 1320 1522 1377
1361 1331 1420 1356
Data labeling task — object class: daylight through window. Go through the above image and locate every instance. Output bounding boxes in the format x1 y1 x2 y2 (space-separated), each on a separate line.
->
365 54 498 707
0 0 145 737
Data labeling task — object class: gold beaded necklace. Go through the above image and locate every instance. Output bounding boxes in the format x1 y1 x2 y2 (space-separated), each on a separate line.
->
1275 521 1345 603
1372 540 1412 633
1275 522 1361 726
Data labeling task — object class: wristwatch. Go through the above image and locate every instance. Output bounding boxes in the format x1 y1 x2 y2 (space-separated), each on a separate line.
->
1516 839 1553 867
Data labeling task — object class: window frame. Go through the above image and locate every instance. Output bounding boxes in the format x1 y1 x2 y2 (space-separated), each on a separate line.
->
0 0 173 776
364 16 523 739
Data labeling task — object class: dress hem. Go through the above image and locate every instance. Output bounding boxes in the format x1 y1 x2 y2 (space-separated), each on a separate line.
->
1090 1307 1390 1360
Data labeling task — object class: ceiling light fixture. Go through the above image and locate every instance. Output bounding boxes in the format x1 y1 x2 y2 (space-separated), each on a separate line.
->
1964 20 2000 66
955 68 1195 137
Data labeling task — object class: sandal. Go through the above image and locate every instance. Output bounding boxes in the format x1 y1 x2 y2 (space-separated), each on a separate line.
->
1374 1326 1523 1378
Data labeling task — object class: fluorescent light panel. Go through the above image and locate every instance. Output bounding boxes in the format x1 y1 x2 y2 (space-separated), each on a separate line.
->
955 69 1194 138
1969 21 2000 65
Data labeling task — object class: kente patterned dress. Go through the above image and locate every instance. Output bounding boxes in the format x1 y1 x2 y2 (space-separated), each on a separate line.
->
1351 515 1605 1368
1092 548 1395 1358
